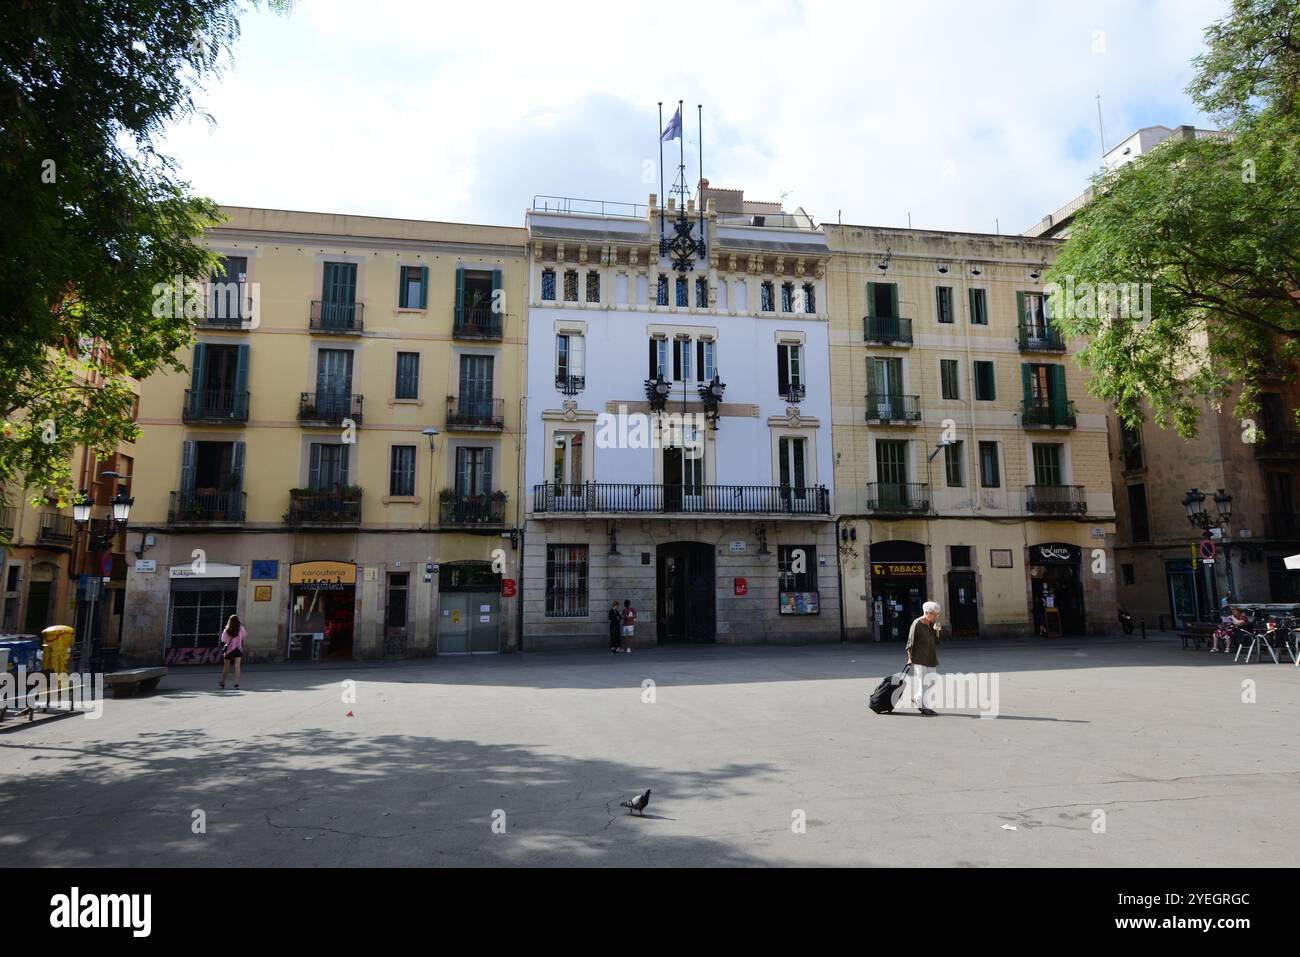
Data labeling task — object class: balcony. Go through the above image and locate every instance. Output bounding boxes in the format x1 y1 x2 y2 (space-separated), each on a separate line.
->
37 512 75 545
1018 323 1067 353
1025 484 1088 515
532 483 830 516
439 493 507 527
863 316 913 346
780 383 807 404
183 389 250 425
286 488 362 526
1021 399 1077 429
299 392 363 427
169 489 246 525
1252 430 1300 460
446 395 504 431
864 393 921 425
309 300 364 334
864 482 930 515
453 306 503 340
556 374 585 396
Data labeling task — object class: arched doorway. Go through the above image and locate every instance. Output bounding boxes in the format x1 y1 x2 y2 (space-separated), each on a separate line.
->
656 542 715 642
869 540 927 642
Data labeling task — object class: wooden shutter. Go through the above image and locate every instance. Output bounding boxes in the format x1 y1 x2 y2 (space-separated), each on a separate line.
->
491 268 503 319
235 344 249 397
777 345 790 390
419 266 429 309
1049 364 1068 409
232 441 246 491
1021 363 1033 406
1016 291 1026 327
866 282 877 319
648 339 657 378
867 358 882 397
309 444 322 489
180 440 196 492
483 448 493 495
696 340 705 382
888 283 899 320
570 335 584 377
455 266 466 315
191 343 207 393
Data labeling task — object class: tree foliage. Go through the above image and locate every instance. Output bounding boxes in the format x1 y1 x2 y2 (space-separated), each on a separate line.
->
0 0 289 513
1046 0 1300 438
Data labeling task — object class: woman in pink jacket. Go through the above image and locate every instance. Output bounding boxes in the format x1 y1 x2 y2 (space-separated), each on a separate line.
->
218 614 246 689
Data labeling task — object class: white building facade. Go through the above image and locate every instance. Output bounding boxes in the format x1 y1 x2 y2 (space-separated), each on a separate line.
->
521 187 840 647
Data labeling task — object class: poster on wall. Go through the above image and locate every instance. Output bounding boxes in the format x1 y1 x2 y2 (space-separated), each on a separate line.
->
779 591 820 615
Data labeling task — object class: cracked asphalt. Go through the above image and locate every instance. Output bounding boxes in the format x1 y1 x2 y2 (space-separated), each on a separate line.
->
1 638 1296 866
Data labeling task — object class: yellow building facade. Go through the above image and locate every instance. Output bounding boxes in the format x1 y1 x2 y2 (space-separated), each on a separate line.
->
825 225 1118 640
121 207 526 663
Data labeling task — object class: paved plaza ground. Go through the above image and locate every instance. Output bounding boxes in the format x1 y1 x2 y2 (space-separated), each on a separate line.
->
1 637 1296 867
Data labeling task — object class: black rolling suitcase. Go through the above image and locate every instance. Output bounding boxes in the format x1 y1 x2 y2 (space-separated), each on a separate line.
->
868 666 909 714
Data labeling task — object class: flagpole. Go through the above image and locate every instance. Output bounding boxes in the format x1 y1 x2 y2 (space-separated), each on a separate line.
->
657 102 665 242
697 103 704 259
677 99 685 205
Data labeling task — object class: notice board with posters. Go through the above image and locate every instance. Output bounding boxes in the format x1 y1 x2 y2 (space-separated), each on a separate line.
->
780 591 820 615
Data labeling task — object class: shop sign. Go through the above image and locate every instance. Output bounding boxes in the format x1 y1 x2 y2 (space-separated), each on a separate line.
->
170 562 241 579
870 562 927 578
251 560 279 580
289 561 357 589
1031 544 1080 565
734 578 747 596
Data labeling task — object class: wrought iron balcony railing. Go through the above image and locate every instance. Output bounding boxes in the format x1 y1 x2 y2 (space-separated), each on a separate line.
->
286 488 363 525
183 389 250 424
439 494 507 526
299 392 363 426
556 374 586 396
780 383 807 404
1025 484 1088 515
37 512 75 545
864 482 930 514
309 300 364 333
445 395 504 430
1018 323 1067 352
532 483 830 515
1252 430 1300 460
1021 399 1077 429
864 393 922 424
863 316 913 345
169 489 246 524
453 306 504 340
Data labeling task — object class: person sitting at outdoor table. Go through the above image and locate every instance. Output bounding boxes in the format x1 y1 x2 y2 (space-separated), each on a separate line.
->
1213 607 1252 653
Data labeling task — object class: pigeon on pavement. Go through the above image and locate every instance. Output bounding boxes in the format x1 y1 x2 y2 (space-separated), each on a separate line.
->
619 789 651 816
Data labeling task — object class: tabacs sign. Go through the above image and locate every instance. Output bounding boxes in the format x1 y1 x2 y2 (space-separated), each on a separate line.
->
870 562 927 578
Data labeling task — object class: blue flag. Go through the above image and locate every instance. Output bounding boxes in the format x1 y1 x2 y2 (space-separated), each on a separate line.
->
661 105 682 142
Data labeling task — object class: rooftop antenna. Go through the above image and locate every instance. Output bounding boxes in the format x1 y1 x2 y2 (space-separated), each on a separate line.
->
1096 92 1106 159
907 212 912 229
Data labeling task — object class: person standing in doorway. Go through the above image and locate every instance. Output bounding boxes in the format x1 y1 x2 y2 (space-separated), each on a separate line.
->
218 614 245 689
608 601 622 655
621 599 636 653
906 601 942 715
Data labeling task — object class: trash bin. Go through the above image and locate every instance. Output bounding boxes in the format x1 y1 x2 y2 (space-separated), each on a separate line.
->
0 638 42 673
41 626 76 687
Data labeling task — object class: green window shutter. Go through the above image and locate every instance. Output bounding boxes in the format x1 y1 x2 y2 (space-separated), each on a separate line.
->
889 283 899 320
232 441 245 491
180 440 196 492
866 282 877 319
1016 291 1026 326
235 344 249 396
867 358 882 396
1021 363 1033 406
191 343 207 392
777 345 790 390
649 339 656 378
1050 364 1068 408
491 268 503 319
419 266 429 309
455 266 466 314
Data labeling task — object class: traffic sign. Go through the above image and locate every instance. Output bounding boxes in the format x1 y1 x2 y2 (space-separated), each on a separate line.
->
1198 539 1217 560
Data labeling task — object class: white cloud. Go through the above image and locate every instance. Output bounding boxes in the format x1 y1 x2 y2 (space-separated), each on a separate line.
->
159 0 1230 232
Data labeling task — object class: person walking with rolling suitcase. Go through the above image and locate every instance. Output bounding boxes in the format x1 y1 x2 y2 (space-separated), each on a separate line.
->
907 601 942 715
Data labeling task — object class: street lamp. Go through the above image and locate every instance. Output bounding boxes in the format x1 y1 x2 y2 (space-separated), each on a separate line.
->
1184 486 1236 606
71 472 133 670
422 428 439 529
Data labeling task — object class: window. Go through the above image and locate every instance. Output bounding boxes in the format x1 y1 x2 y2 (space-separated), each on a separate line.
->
778 545 818 594
781 283 795 313
563 270 578 302
950 545 972 567
973 360 996 400
656 275 668 306
541 268 556 301
969 288 987 325
553 432 583 485
395 352 419 400
936 286 953 324
586 270 600 303
695 276 708 308
697 339 715 382
1121 422 1144 471
209 255 248 321
309 443 348 490
940 359 959 400
398 265 427 309
546 545 589 617
1021 291 1047 336
672 338 692 381
675 276 688 307
386 573 409 628
648 337 669 378
778 436 808 490
979 441 1001 488
868 282 898 319
1127 483 1151 542
455 447 493 497
760 281 775 312
1032 443 1064 486
1121 563 1135 586
802 283 816 313
457 354 494 421
944 441 964 487
778 342 803 395
389 446 416 497
556 333 585 391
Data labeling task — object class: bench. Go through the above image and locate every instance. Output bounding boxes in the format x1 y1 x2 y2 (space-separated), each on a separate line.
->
104 667 168 698
1177 622 1218 650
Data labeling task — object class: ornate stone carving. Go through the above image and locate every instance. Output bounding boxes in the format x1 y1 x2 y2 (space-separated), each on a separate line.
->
533 243 544 261
775 256 786 276
785 406 802 427
814 260 827 279
562 400 579 422
795 258 806 277
727 253 737 273
556 242 566 264
578 245 588 266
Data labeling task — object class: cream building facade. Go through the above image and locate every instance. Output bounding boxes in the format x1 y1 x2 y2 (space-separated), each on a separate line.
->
120 207 526 664
826 224 1118 641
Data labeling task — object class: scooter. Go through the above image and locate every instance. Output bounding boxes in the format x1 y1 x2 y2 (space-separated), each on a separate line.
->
1118 607 1134 635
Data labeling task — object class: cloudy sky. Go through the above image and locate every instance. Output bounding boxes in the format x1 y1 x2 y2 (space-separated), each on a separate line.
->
159 0 1230 234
